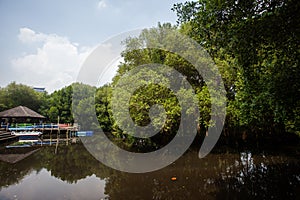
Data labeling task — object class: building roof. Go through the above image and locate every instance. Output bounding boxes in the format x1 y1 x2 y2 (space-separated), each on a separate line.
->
33 87 45 92
0 106 46 119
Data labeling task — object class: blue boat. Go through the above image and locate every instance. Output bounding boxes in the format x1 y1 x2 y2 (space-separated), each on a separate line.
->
76 131 93 137
6 144 32 148
9 127 34 131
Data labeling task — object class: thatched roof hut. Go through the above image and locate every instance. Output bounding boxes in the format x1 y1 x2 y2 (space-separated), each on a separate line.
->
0 106 45 119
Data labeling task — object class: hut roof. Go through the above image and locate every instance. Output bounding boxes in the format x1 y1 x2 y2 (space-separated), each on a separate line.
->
0 106 46 119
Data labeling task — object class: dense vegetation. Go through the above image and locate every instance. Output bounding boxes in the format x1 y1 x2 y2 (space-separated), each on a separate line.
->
173 0 300 138
0 0 299 147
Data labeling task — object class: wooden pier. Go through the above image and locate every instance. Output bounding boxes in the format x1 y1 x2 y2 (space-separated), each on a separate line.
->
1 124 78 133
0 131 19 144
0 124 79 145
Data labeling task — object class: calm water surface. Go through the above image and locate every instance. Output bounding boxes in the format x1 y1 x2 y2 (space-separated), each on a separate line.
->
0 143 299 200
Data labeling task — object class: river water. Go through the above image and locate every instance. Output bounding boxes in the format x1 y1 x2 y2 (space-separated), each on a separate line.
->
0 142 299 200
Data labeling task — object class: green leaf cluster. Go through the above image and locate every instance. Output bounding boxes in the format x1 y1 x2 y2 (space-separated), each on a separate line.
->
173 0 300 136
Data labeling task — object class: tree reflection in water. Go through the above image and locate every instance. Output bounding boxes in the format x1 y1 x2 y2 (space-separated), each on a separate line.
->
0 143 299 200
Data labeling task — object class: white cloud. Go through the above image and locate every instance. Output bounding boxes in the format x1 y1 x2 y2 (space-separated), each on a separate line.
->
12 28 95 93
97 0 107 9
17 27 67 44
18 28 47 43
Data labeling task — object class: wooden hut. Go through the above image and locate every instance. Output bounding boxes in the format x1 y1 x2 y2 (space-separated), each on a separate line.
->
0 106 46 125
0 106 45 119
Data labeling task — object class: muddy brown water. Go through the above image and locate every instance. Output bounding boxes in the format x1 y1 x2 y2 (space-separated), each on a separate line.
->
0 142 299 200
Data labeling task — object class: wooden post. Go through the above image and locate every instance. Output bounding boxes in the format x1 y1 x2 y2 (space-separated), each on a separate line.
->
40 134 43 147
50 128 52 146
55 129 60 154
66 129 69 146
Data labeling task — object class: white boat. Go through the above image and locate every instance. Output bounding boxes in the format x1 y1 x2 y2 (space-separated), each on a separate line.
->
11 131 43 136
11 131 43 142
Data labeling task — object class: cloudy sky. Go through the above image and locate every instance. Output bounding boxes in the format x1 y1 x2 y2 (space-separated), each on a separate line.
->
0 0 184 93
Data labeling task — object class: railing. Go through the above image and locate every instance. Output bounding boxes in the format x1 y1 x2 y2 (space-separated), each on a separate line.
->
1 123 77 129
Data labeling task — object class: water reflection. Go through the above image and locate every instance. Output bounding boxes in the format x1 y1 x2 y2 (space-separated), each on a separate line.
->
0 169 106 200
0 143 299 200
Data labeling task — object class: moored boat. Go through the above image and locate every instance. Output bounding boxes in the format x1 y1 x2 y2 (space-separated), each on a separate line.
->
11 131 43 142
11 131 43 136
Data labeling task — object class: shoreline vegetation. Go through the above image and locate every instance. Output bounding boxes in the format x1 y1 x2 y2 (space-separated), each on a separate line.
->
1 0 299 150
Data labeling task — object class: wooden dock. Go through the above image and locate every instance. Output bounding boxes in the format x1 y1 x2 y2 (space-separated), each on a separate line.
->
1 125 78 134
0 131 19 144
0 124 79 145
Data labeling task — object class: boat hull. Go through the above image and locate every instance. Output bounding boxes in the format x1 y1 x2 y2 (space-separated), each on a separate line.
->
11 131 43 142
11 131 43 136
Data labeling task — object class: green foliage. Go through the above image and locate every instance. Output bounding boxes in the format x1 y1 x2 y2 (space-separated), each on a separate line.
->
95 85 113 132
72 83 97 129
108 24 211 148
43 85 73 123
0 82 45 112
173 0 300 135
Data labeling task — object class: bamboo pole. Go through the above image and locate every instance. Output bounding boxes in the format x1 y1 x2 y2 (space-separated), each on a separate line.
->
55 116 60 154
66 129 69 146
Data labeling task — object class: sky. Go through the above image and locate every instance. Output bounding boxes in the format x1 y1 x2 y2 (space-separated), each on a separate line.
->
0 0 185 93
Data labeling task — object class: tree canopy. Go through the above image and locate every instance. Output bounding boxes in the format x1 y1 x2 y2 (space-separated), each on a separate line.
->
173 0 300 136
0 82 46 113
